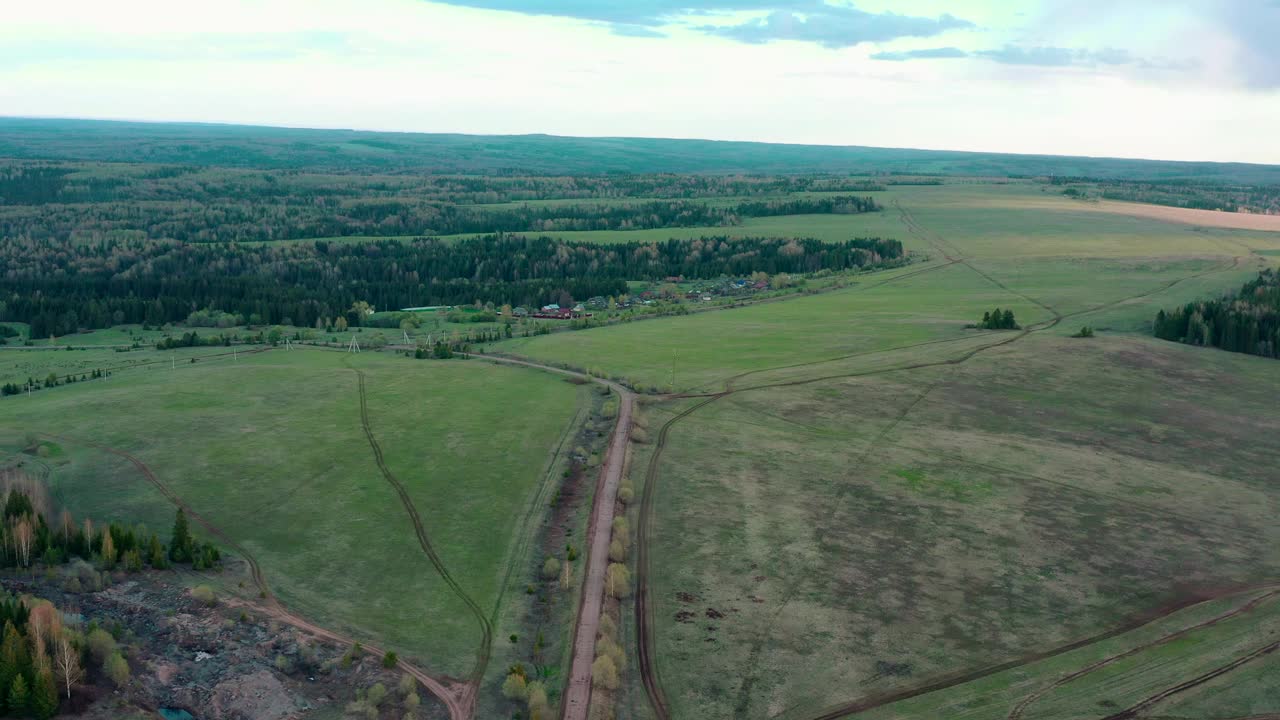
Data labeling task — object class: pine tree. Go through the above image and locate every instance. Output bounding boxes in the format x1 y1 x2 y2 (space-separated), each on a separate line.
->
0 621 30 705
32 669 57 719
170 508 192 563
8 673 29 716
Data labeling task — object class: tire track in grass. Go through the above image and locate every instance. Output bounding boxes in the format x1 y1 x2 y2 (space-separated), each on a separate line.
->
636 394 725 720
631 202 1255 720
1100 638 1280 720
1009 590 1280 720
47 433 469 720
345 361 493 701
801 585 1280 720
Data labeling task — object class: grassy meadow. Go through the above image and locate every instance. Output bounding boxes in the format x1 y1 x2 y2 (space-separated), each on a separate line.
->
636 333 1280 720
0 348 588 679
521 182 1280 719
3 176 1279 718
492 182 1278 392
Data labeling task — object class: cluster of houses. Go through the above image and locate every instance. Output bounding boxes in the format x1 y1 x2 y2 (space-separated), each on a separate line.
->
504 277 773 320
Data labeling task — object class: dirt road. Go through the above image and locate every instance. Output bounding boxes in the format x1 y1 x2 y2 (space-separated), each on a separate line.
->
475 355 634 720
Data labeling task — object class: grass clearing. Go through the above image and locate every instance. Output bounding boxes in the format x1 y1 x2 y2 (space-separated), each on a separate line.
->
637 334 1280 719
496 262 1049 392
0 349 588 678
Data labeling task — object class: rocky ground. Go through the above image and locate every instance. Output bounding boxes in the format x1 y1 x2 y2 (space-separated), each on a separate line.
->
1 568 447 720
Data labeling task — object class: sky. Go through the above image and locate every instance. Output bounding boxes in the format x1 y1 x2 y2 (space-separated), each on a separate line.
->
2 0 1278 163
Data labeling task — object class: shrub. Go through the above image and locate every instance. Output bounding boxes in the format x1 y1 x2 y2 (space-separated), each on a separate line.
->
501 672 528 700
103 651 130 687
617 483 634 504
382 651 398 669
191 585 216 606
399 672 417 697
367 682 387 707
609 538 626 563
591 655 619 691
542 557 561 579
596 636 626 671
598 613 617 641
611 516 629 537
87 628 117 662
526 681 549 715
606 564 631 599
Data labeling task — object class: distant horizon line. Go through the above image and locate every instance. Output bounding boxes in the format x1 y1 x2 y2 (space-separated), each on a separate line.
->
2 113 1277 170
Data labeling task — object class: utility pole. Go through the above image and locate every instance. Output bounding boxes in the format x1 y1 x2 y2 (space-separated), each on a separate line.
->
348 336 360 353
172 354 176 370
671 350 677 389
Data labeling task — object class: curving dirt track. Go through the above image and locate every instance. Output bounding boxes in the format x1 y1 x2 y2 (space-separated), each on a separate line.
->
1100 638 1280 720
344 361 493 715
1009 589 1280 720
47 433 471 720
472 354 635 720
630 201 1258 720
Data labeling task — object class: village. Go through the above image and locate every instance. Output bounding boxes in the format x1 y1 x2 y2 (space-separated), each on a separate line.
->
515 274 777 320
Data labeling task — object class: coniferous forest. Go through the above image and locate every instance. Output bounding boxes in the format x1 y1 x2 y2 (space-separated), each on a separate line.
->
1 235 904 338
1153 269 1280 358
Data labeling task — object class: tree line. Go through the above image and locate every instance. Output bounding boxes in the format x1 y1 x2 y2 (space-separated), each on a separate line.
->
0 179 881 243
0 480 220 573
1153 269 1280 358
2 235 905 337
1050 175 1280 215
0 161 887 206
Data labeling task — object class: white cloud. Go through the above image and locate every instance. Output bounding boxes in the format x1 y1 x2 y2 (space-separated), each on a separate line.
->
0 0 1276 164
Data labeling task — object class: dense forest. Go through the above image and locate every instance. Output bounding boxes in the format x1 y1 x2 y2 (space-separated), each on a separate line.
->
0 235 904 337
1153 269 1280 358
4 118 1280 182
0 162 880 242
1053 176 1280 214
0 162 886 205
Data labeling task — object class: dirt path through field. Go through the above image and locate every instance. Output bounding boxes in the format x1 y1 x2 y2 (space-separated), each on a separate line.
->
1101 638 1280 720
47 433 472 720
628 201 1256 720
1009 589 1280 720
801 585 1280 720
473 355 634 720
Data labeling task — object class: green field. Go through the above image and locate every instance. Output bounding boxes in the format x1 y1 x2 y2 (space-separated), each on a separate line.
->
4 170 1279 719
493 182 1276 392
455 182 1280 719
854 586 1280 720
0 349 588 679
633 332 1280 719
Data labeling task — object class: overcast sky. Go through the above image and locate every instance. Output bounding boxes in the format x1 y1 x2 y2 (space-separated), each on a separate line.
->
3 0 1278 163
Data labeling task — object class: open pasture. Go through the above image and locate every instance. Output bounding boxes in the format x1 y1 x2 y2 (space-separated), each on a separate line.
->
498 261 1050 392
0 348 588 679
638 333 1280 720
